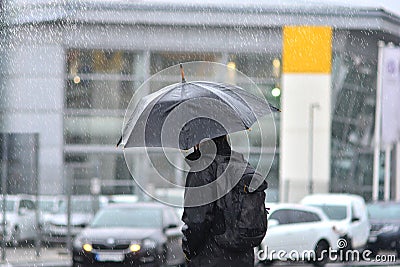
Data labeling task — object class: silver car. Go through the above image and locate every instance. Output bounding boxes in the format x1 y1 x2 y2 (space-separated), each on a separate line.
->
42 195 107 244
0 194 37 246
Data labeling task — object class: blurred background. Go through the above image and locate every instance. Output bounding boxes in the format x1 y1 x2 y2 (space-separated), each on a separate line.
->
0 1 400 265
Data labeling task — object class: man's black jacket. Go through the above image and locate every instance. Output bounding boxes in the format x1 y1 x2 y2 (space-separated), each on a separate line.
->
181 139 254 267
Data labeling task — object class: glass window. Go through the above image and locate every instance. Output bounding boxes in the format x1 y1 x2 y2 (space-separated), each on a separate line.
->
67 50 135 75
311 204 347 220
229 53 281 108
331 46 377 200
149 52 223 96
64 115 123 145
229 53 279 79
65 80 134 110
38 200 57 213
269 209 290 225
150 52 221 75
368 203 400 220
271 209 320 224
289 210 321 223
64 48 138 158
19 200 35 210
64 153 132 195
0 200 16 212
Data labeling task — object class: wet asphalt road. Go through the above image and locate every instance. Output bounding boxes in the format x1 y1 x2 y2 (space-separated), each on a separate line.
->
0 246 397 267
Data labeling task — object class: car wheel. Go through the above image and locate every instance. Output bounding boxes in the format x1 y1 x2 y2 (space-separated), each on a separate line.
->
339 236 352 261
10 226 21 247
312 240 329 267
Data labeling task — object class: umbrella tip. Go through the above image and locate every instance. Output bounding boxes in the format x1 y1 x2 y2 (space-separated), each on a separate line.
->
180 63 186 83
269 104 281 113
116 136 123 148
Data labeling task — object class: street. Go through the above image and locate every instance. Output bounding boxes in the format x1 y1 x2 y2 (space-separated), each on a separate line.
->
0 246 70 267
0 246 397 267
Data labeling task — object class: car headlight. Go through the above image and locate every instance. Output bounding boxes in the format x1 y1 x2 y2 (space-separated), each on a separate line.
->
129 243 141 252
379 225 400 234
82 243 93 252
142 239 156 249
72 237 90 251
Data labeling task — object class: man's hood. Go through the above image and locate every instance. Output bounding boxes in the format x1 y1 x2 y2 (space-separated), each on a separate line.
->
184 143 267 202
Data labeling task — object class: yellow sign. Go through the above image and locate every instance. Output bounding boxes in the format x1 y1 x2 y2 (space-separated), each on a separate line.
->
283 26 332 73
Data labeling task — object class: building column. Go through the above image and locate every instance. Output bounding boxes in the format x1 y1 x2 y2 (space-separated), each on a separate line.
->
0 26 65 194
280 26 332 202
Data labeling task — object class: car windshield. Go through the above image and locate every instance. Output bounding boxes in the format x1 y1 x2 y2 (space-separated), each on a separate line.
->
368 204 400 220
0 200 16 212
38 200 56 212
90 207 162 228
311 204 347 220
58 199 94 213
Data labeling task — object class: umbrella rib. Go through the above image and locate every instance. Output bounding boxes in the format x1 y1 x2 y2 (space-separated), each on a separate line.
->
190 82 253 128
120 83 180 147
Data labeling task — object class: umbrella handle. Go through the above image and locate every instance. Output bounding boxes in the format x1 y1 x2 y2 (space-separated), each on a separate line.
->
180 63 186 83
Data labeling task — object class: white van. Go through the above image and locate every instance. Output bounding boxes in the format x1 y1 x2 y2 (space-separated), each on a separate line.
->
300 194 370 250
0 194 37 246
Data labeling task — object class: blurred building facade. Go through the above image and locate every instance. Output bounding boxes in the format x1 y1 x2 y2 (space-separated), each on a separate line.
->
1 0 400 201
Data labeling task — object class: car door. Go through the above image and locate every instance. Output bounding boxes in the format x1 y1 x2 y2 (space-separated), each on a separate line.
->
265 208 323 259
163 208 184 265
18 199 36 239
265 209 296 256
287 210 322 252
349 200 368 248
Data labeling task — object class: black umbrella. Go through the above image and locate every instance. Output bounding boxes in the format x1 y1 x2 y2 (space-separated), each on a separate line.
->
118 65 280 150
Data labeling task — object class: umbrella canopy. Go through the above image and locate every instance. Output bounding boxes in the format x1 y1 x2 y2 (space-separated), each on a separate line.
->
118 80 280 150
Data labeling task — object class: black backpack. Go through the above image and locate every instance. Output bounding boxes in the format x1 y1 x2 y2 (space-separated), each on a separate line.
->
213 154 269 252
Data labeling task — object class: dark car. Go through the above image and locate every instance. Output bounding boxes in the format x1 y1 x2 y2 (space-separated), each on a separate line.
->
72 202 185 267
366 202 400 257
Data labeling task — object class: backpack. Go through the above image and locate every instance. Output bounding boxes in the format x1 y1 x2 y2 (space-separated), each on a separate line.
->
213 154 269 252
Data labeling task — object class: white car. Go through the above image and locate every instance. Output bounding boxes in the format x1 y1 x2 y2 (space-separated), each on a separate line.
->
258 204 340 266
300 194 370 251
0 194 37 246
38 195 64 226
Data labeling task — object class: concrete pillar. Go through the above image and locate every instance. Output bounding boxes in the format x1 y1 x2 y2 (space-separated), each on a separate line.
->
0 26 65 194
280 26 332 202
